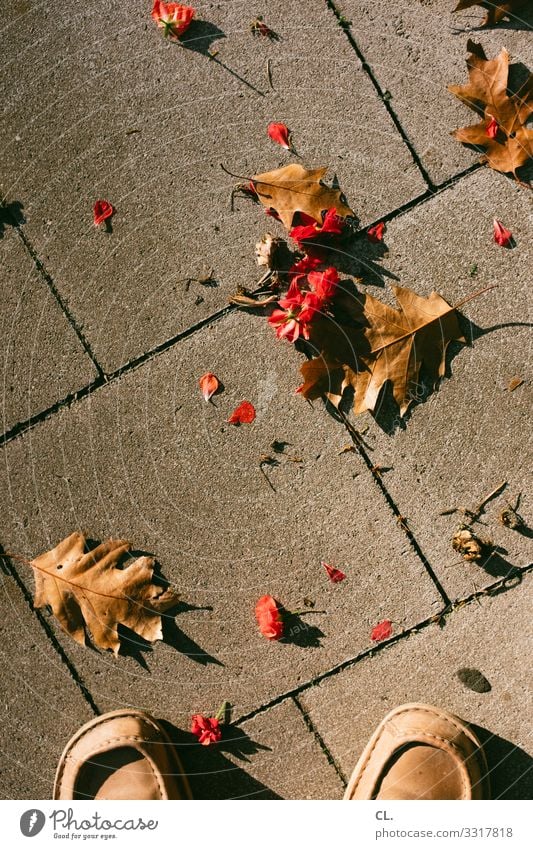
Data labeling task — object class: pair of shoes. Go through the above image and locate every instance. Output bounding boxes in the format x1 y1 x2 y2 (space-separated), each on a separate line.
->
53 703 488 800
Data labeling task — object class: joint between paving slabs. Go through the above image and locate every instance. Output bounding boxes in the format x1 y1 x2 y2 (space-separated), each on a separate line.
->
0 543 101 717
324 399 452 607
234 564 532 728
325 0 435 192
292 694 349 786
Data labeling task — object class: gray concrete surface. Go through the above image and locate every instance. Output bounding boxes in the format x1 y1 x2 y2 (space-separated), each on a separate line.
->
300 571 533 800
0 226 97 433
0 0 531 801
0 569 93 798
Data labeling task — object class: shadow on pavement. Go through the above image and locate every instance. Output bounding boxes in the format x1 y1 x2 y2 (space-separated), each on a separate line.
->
162 720 282 799
473 724 533 800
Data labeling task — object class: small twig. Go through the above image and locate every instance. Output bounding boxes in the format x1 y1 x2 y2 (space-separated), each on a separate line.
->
267 58 273 89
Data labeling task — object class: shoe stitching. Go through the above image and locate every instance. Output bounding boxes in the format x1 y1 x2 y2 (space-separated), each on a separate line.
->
349 707 478 798
56 718 168 799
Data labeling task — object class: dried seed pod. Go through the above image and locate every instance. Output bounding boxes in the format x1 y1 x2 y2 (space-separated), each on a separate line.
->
452 526 491 562
254 234 288 271
499 504 525 530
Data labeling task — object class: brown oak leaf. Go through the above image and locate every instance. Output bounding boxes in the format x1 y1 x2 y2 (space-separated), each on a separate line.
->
453 1 529 27
31 532 179 654
298 284 491 417
449 40 533 180
251 164 354 230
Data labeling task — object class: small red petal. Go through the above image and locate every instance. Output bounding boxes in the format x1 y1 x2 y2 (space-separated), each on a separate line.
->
199 372 219 401
93 199 114 227
267 122 292 151
370 619 393 642
228 400 256 424
486 117 499 139
322 561 346 583
493 219 513 247
366 222 385 243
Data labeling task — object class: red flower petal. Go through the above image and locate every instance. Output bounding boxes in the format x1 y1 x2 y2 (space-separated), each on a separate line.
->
370 619 393 642
190 714 222 746
267 122 293 151
486 117 499 139
493 219 513 247
307 267 339 301
93 199 114 227
199 372 219 401
228 400 256 424
255 595 284 640
151 1 195 40
366 222 385 243
322 561 346 583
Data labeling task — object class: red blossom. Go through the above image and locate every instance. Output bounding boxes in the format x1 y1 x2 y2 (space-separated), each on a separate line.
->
190 714 222 746
255 595 284 640
268 280 322 343
289 208 345 248
267 122 293 151
288 255 323 286
493 218 513 247
228 400 256 424
322 561 346 583
486 117 499 139
370 619 393 642
307 267 339 302
199 372 219 401
151 1 195 40
93 200 114 227
366 222 385 243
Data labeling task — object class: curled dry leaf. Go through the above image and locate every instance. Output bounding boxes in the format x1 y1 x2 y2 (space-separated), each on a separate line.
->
499 504 525 529
507 376 524 391
93 200 114 227
199 372 219 401
370 619 393 642
255 233 289 270
493 219 513 247
452 526 491 561
448 40 533 181
228 400 256 424
267 122 294 152
453 0 529 28
251 164 353 231
31 532 180 654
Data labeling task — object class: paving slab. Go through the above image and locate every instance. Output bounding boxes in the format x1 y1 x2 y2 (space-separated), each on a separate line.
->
0 309 442 728
0 569 94 798
300 571 533 799
339 169 532 600
0 0 425 374
335 0 533 184
171 697 344 799
0 224 98 435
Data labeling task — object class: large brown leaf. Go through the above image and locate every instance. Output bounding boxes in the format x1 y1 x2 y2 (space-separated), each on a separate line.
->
454 1 529 27
299 285 475 417
31 533 179 654
251 164 354 230
449 40 533 179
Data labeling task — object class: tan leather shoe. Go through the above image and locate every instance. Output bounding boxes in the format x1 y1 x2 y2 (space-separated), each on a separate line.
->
54 710 191 800
344 703 489 800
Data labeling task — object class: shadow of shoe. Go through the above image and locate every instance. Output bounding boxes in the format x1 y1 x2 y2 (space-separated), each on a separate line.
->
472 724 533 800
160 721 283 799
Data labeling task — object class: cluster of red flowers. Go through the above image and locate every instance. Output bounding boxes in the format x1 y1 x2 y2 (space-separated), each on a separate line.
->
267 212 344 344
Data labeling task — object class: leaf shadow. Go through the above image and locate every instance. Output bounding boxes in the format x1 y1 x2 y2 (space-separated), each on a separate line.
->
279 609 325 648
470 724 533 800
330 232 398 288
0 200 25 237
160 721 283 799
178 21 265 97
452 3 533 34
